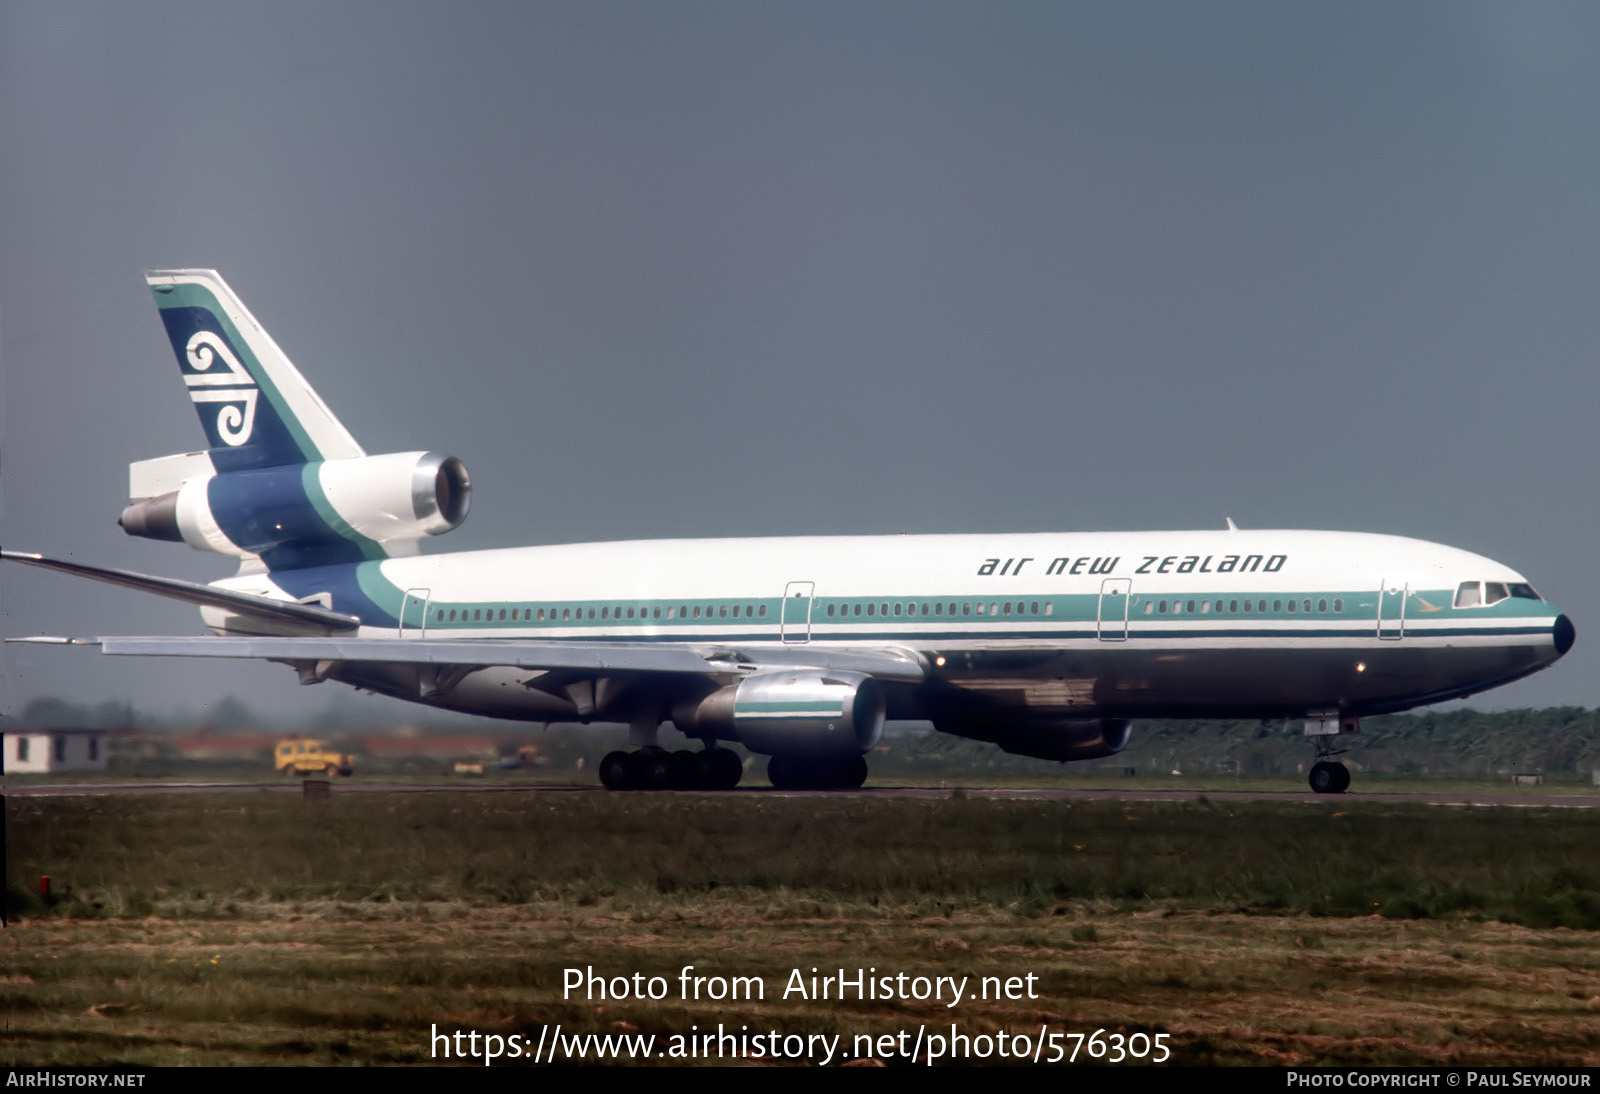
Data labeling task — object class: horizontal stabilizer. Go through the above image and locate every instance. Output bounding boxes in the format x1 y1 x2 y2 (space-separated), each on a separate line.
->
1 551 360 632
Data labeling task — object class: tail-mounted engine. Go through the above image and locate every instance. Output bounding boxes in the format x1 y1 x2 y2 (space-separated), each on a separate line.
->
672 670 885 757
119 450 470 563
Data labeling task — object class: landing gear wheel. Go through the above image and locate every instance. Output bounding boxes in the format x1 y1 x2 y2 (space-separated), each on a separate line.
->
767 754 799 789
632 747 674 790
833 754 868 790
698 748 743 790
668 750 700 789
1309 761 1350 794
600 750 635 790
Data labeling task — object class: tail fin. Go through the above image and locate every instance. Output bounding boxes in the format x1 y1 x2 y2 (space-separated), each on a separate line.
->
125 270 469 571
146 269 364 471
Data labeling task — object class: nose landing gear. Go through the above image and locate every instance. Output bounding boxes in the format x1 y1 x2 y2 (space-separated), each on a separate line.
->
1304 711 1358 794
1309 759 1351 794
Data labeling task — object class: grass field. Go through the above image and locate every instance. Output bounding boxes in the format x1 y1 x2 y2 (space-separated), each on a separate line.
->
4 792 1598 1065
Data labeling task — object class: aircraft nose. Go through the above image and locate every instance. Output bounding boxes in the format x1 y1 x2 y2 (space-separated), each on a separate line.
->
1553 614 1576 657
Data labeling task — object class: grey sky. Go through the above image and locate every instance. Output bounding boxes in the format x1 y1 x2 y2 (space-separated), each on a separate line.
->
4 2 1598 725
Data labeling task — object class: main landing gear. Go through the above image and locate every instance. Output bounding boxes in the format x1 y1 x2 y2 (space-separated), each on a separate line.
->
599 746 743 791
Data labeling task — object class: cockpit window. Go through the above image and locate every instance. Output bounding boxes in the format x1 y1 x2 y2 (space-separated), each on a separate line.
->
1509 583 1541 601
1484 582 1509 605
1454 581 1481 608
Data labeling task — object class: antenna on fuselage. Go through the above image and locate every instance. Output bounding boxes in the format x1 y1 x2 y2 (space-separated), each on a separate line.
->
1225 517 1238 531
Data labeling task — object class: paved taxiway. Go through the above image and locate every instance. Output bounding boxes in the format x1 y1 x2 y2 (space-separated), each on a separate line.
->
8 782 1597 807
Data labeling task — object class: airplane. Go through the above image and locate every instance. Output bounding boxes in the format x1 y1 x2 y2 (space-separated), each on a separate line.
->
5 269 1576 793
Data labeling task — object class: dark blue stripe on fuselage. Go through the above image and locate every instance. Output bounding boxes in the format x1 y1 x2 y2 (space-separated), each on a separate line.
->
271 562 397 628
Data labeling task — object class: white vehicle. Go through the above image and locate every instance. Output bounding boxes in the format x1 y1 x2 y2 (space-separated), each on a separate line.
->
7 270 1574 793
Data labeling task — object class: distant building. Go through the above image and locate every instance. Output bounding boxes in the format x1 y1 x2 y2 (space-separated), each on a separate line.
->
6 728 110 774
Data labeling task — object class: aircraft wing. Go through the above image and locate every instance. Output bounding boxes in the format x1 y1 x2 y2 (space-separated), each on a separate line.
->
5 635 929 683
1 550 360 633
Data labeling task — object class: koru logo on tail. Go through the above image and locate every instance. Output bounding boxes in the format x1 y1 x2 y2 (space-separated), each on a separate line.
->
182 329 258 446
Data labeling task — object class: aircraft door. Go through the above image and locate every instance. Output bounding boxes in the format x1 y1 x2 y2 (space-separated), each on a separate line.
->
1377 580 1406 640
1097 578 1132 641
399 588 432 638
781 581 814 644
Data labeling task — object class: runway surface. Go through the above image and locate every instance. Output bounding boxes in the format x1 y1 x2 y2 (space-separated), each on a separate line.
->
7 781 1598 807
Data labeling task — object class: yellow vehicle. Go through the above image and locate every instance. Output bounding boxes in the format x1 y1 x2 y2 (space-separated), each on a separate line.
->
275 738 355 777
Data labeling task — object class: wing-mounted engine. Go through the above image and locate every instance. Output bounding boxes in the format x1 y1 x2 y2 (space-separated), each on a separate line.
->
935 714 1133 763
119 450 470 564
672 670 885 757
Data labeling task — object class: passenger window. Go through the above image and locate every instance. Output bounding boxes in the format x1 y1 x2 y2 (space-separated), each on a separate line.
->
1144 601 1154 615
1317 599 1327 613
1229 600 1238 613
1186 600 1196 614
1334 598 1343 612
1485 582 1509 605
1200 600 1210 614
1044 602 1053 615
1455 581 1482 608
1242 600 1252 613
1287 600 1296 613
1159 600 1168 614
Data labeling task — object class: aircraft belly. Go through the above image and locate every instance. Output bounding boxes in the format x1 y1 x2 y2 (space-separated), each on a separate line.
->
928 641 1549 719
